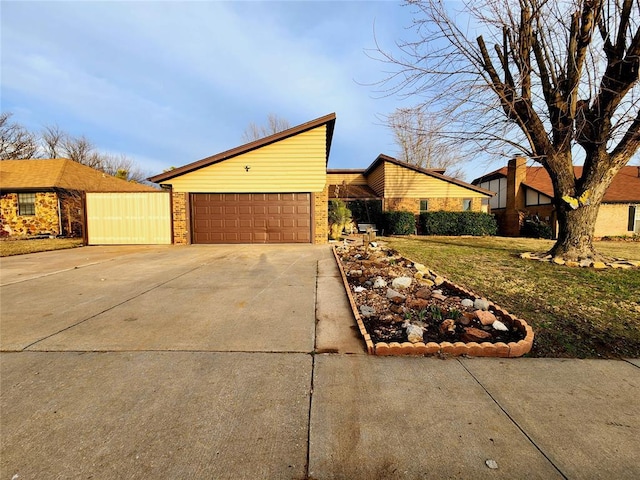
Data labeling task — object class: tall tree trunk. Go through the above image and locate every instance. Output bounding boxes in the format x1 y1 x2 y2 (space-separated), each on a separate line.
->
550 201 601 261
547 150 622 262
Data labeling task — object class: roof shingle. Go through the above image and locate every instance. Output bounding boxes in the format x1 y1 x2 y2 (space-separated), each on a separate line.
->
0 159 158 192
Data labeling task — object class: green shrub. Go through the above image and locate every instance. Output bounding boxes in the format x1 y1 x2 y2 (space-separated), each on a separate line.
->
381 211 416 235
419 211 498 236
328 199 352 240
521 218 553 239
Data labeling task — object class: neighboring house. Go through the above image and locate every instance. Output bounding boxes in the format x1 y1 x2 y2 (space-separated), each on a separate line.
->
149 113 336 244
149 114 495 245
328 154 494 221
0 158 157 237
472 157 640 237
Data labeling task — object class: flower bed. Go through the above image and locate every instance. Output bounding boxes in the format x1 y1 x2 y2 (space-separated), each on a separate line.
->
334 242 534 357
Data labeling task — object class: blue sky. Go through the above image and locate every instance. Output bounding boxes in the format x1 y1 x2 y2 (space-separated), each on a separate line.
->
1 0 500 180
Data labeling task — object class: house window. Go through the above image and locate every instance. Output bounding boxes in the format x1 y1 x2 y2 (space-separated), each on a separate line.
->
462 199 472 211
419 200 429 213
629 205 640 233
18 193 36 216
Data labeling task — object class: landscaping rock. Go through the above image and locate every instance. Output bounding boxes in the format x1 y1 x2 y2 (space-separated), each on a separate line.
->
405 323 424 343
593 261 607 269
431 293 447 301
553 257 565 265
415 288 432 299
391 276 412 290
413 262 428 273
390 304 407 315
459 312 474 326
372 277 387 288
474 298 490 311
407 298 429 310
359 305 376 318
386 288 406 304
348 269 363 277
579 259 593 268
439 319 456 334
492 320 508 331
462 327 492 342
353 286 366 293
434 276 445 286
566 261 580 267
420 279 435 288
475 310 497 326
461 298 474 308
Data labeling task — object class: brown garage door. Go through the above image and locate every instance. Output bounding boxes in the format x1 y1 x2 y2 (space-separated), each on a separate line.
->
191 193 311 244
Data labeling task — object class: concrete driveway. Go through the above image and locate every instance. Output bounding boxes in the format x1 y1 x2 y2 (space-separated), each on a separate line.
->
1 245 324 352
1 245 639 479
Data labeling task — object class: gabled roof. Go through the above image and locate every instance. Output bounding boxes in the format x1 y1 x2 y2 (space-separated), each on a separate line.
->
149 113 336 183
472 165 640 203
0 159 158 192
363 154 495 196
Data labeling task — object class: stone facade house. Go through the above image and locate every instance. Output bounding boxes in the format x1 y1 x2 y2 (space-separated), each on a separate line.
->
472 157 640 237
327 154 494 226
0 158 157 237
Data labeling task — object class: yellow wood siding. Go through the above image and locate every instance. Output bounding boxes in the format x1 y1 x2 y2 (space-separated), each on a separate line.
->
168 126 327 193
367 163 385 196
384 163 486 198
326 172 367 185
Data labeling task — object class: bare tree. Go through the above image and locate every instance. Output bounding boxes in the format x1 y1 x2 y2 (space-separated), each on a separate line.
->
0 112 38 159
386 106 465 178
61 134 104 170
100 153 151 183
373 0 640 261
241 113 291 143
41 124 67 158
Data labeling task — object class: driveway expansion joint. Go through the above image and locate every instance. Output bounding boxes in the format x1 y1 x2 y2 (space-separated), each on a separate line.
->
458 359 569 480
21 262 215 351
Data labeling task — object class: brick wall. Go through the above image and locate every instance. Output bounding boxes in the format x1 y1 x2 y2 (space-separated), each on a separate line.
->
313 185 328 244
595 203 636 237
385 197 484 214
385 197 418 213
0 192 60 236
172 192 189 244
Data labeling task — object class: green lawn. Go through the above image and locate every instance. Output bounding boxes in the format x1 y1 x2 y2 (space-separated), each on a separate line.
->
0 238 84 257
385 236 640 358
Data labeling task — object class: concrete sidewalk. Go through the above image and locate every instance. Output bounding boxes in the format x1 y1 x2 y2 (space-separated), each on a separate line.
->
1 245 639 479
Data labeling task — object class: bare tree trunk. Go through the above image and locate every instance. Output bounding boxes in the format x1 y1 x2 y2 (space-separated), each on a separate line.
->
551 201 601 261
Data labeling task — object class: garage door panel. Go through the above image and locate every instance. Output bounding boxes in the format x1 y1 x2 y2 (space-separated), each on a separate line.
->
192 193 311 244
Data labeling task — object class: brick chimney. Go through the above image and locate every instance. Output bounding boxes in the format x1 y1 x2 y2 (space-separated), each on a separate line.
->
504 156 527 236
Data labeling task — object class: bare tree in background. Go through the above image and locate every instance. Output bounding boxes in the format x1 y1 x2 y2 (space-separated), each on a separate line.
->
241 113 291 142
100 153 150 183
386 106 464 178
1 112 151 183
41 124 66 158
373 0 639 261
0 112 38 159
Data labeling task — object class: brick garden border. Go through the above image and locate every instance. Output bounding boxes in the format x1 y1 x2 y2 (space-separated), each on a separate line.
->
333 246 534 357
